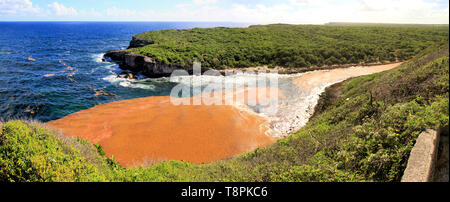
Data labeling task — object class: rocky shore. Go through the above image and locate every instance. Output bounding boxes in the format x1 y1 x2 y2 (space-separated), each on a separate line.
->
105 36 407 78
104 37 209 78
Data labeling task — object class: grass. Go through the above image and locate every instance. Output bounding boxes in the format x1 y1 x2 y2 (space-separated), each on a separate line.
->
0 41 448 182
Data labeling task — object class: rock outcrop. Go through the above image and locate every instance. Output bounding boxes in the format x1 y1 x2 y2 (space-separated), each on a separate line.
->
104 37 209 78
128 36 154 49
118 72 137 80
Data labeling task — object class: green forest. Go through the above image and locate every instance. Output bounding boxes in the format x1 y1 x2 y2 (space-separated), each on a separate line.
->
129 24 449 69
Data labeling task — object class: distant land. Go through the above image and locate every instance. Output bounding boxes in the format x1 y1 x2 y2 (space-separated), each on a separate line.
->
104 23 448 77
325 22 450 26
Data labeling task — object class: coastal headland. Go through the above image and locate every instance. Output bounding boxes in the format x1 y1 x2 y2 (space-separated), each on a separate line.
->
103 24 447 78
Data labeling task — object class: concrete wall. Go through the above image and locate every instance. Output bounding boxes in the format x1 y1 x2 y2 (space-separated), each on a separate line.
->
401 129 440 182
434 126 449 182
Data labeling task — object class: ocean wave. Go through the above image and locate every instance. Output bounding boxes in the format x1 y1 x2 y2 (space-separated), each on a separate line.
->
101 66 366 136
90 53 118 73
269 79 345 137
171 72 283 90
119 81 156 90
102 75 156 90
92 53 105 63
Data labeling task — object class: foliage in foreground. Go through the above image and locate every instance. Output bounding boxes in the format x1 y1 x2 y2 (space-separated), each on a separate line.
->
130 24 448 69
0 121 112 182
0 42 448 182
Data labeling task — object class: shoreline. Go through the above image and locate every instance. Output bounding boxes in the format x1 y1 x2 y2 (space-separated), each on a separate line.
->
291 62 404 92
218 60 407 75
47 62 404 167
46 88 281 168
271 62 404 137
105 50 406 81
104 34 410 78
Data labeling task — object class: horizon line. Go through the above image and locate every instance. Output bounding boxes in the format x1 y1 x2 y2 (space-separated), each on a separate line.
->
0 21 449 26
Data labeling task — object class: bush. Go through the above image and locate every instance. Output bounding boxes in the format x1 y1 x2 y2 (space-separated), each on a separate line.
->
0 121 110 182
129 24 448 68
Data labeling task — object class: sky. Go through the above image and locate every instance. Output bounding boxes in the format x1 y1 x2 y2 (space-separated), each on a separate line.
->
0 0 448 24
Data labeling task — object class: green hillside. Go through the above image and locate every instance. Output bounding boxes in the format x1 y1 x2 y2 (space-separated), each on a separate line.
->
129 24 448 69
1 41 448 182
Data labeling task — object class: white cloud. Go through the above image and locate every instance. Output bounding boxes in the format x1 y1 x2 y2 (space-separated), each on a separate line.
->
105 6 155 20
48 2 78 16
176 4 188 9
351 0 448 24
2 0 446 24
117 0 443 24
359 0 388 11
173 0 217 10
79 8 101 18
289 0 312 6
184 0 448 24
194 0 218 5
0 0 40 15
106 6 136 17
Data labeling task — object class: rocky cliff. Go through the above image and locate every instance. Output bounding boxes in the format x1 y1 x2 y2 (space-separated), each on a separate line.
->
104 37 209 78
128 36 154 49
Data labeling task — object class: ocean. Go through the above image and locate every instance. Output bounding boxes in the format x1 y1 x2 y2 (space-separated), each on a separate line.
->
0 22 247 122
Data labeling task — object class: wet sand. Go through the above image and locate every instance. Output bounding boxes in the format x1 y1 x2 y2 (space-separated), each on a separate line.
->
47 87 279 167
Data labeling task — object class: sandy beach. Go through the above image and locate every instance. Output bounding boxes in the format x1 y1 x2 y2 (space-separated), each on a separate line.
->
292 62 403 92
47 62 403 167
47 87 280 167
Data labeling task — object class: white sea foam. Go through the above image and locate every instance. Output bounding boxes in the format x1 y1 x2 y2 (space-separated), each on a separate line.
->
91 53 117 72
103 70 339 137
102 75 156 90
92 53 105 63
269 79 345 137
101 65 370 137
119 81 156 90
102 74 123 83
267 65 378 137
172 72 281 90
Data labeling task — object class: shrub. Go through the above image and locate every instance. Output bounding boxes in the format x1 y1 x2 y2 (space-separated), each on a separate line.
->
0 121 109 182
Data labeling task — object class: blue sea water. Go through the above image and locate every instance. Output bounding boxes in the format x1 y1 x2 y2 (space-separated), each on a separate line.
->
0 22 247 122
